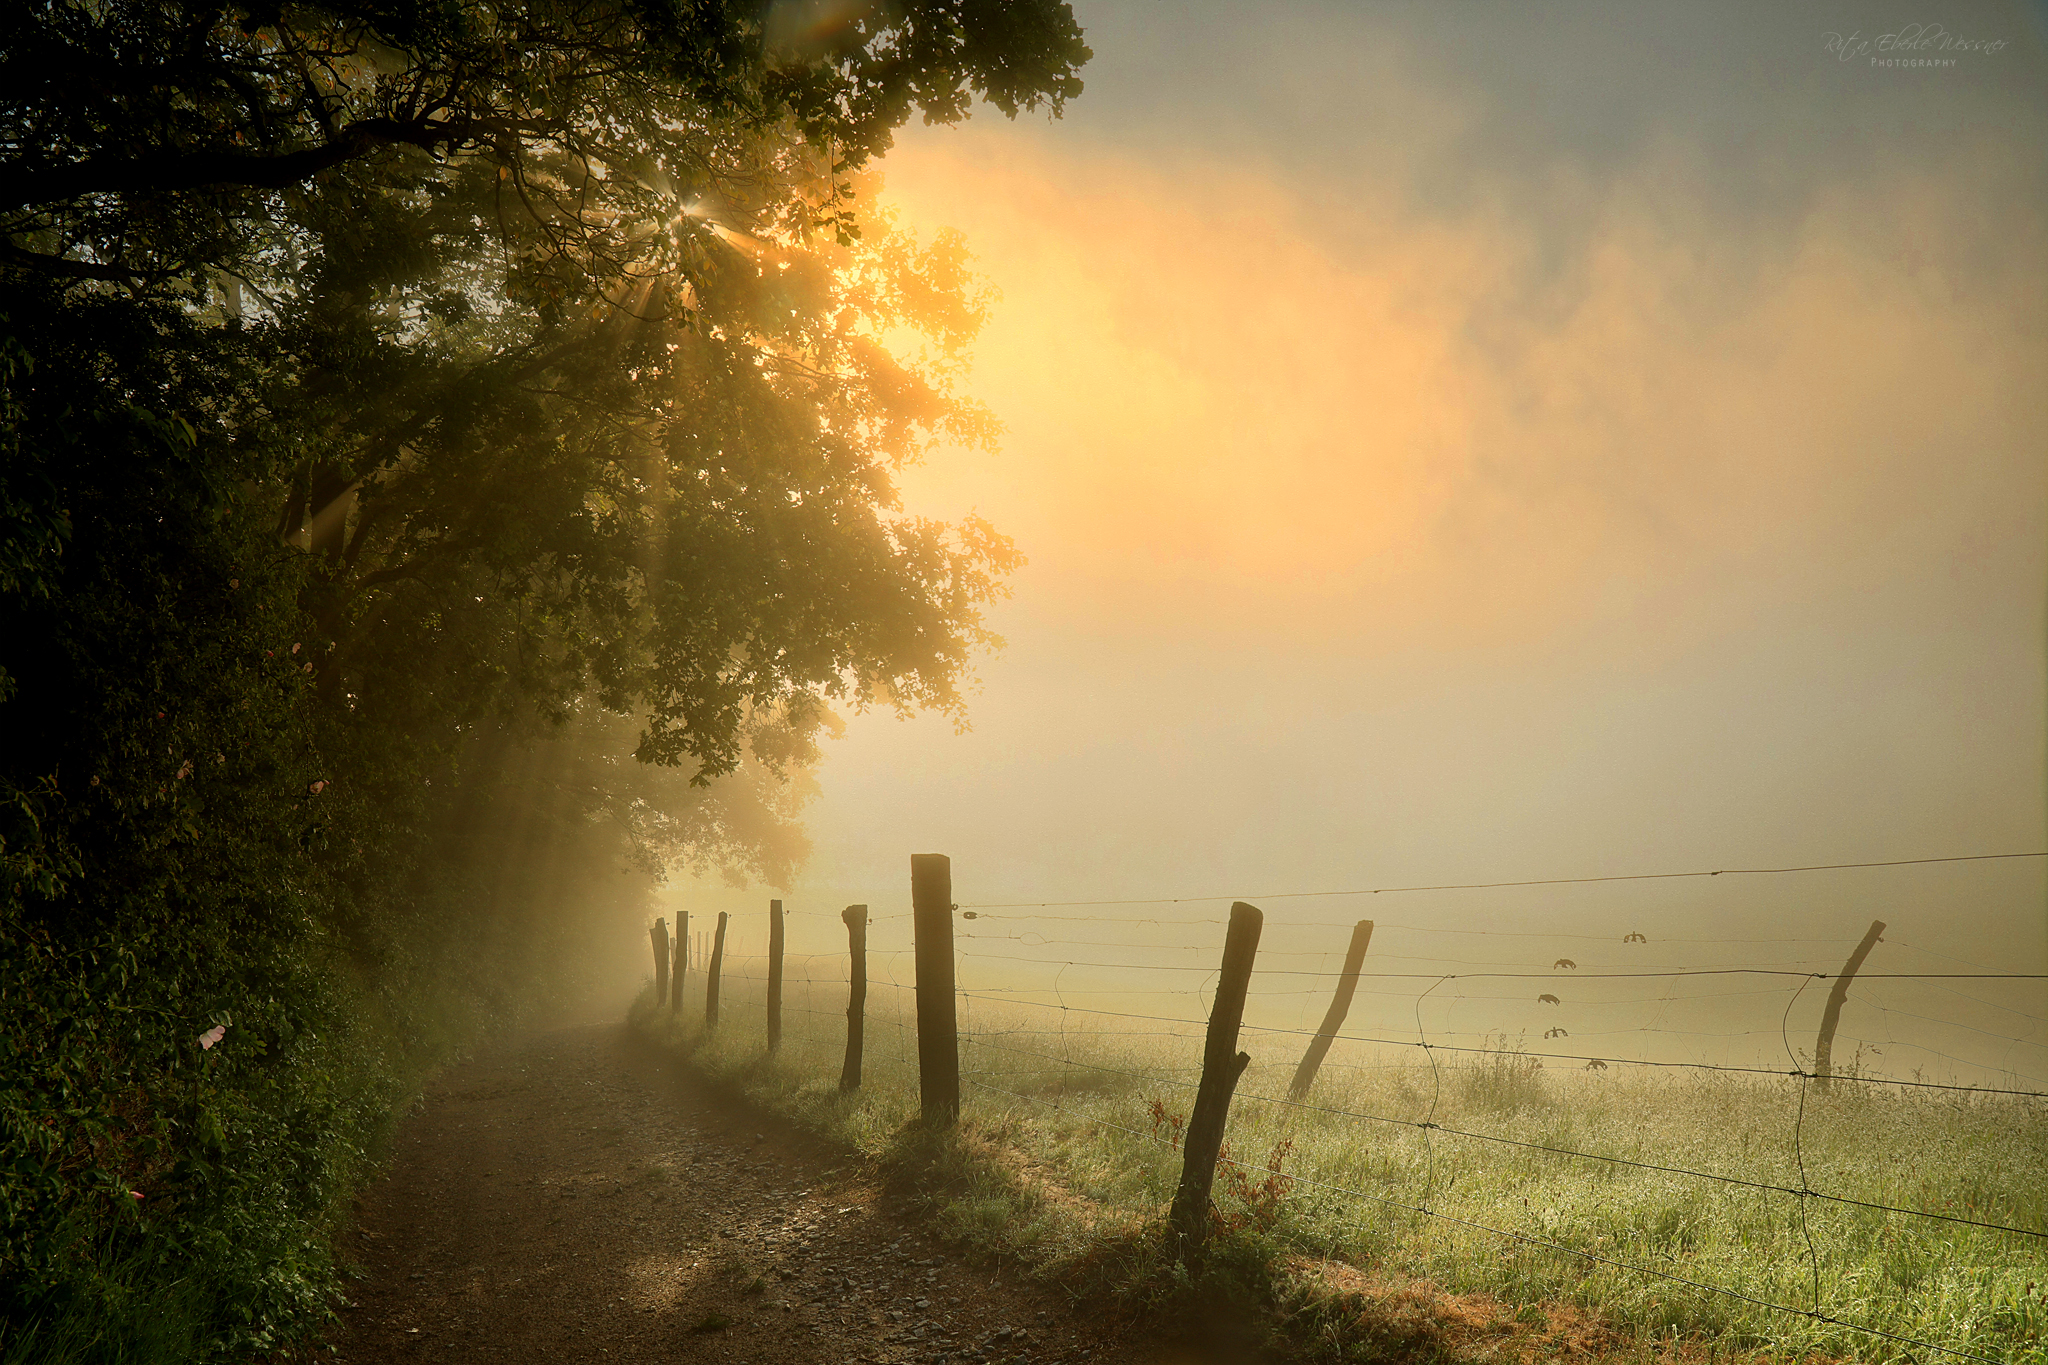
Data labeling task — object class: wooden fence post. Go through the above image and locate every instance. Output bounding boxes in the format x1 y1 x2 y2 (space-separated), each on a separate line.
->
1815 919 1885 1089
911 854 960 1125
840 905 868 1092
705 911 728 1033
650 917 670 1007
672 910 688 1015
1288 920 1374 1102
767 899 785 1053
1169 900 1264 1248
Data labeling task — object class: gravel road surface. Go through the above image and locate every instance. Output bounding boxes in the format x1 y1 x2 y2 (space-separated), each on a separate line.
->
333 1021 1194 1365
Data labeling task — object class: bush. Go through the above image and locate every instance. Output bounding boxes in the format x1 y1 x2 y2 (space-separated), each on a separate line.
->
0 286 647 1360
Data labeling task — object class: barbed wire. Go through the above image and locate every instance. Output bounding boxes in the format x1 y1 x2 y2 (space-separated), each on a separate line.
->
960 938 1847 971
735 962 2043 1075
655 903 2040 1362
953 850 2045 910
1872 973 2048 1024
1862 998 2048 1045
961 929 1890 956
953 991 2048 1097
961 1077 2009 1365
955 1033 2047 1242
706 966 2046 1087
955 948 2044 983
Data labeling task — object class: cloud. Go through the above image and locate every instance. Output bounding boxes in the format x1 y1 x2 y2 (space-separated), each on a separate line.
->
672 8 2046 1077
876 118 2045 666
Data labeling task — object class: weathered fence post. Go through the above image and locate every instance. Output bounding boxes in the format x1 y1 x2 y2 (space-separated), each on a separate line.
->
672 910 688 1015
767 899 785 1053
1815 919 1886 1089
840 905 868 1092
1169 900 1264 1249
650 917 670 1007
705 911 728 1032
911 855 960 1125
1288 919 1374 1102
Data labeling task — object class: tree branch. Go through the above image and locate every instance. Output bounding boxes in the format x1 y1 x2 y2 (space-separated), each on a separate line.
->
4 114 536 211
349 561 427 594
0 238 149 282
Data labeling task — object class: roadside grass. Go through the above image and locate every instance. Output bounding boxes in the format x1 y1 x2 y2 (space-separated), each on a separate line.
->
633 963 2048 1363
0 1243 209 1365
0 976 526 1365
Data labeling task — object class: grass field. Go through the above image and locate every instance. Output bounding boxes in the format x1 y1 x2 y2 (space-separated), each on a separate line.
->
634 953 2048 1363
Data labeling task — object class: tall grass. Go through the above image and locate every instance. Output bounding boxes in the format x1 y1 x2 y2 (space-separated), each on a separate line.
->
635 955 2048 1363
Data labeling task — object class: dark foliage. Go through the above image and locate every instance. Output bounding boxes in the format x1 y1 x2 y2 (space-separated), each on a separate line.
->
0 0 1087 1356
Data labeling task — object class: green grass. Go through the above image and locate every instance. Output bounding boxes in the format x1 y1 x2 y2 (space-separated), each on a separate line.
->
635 961 2048 1363
0 1247 210 1365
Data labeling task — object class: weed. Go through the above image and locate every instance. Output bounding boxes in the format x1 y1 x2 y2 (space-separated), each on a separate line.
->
1146 1097 1185 1150
1215 1140 1294 1236
1456 1033 1546 1114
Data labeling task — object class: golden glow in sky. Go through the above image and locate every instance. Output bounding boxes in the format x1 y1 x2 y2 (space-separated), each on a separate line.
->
672 4 2047 1069
873 129 2044 658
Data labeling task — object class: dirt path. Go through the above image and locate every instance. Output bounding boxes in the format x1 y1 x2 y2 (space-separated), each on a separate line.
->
333 1020 1181 1365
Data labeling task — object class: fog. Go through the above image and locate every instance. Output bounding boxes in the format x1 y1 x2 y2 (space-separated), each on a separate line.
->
659 1 2046 1084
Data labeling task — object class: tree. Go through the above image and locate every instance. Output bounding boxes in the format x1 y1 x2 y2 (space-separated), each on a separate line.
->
3 0 1088 279
3 0 1088 782
0 3 1088 1352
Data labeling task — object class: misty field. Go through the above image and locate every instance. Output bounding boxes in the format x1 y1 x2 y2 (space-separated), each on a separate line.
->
638 958 2048 1363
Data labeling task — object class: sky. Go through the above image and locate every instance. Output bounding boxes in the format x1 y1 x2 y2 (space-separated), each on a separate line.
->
660 1 2048 1085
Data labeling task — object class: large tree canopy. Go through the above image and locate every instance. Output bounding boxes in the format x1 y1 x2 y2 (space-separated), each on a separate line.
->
0 4 1086 1354
3 0 1088 278
4 0 1085 781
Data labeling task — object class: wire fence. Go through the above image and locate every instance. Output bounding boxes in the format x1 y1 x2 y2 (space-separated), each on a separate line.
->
648 850 2048 1364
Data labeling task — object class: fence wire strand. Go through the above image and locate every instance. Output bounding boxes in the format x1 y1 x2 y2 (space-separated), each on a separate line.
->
650 849 2045 1365
962 1077 2013 1365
